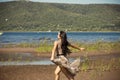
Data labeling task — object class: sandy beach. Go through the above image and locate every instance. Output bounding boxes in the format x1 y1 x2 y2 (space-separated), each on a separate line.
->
0 65 120 80
0 48 120 80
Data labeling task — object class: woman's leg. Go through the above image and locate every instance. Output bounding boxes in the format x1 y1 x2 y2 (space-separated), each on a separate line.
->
55 66 61 80
69 78 74 80
69 76 74 80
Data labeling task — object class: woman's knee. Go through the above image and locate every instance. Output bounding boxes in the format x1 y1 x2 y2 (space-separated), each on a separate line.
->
55 66 61 75
69 78 74 80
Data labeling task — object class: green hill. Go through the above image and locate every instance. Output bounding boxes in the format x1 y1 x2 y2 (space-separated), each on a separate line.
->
0 1 120 31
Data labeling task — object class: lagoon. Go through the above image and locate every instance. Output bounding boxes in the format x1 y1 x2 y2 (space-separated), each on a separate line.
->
0 32 120 44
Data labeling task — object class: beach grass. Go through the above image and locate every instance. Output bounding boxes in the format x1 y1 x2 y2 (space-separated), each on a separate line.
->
1 40 120 53
80 57 120 72
36 44 53 53
35 41 120 54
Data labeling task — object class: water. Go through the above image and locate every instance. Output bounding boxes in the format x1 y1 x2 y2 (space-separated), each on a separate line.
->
0 58 76 66
0 52 76 66
0 60 53 66
0 32 120 44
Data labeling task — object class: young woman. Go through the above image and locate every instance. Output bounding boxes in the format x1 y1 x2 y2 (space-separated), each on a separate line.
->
50 31 85 80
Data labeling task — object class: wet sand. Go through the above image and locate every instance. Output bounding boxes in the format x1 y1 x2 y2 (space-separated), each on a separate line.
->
0 48 36 53
0 48 120 57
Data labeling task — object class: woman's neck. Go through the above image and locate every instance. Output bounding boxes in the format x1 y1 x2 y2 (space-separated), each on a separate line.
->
58 38 61 41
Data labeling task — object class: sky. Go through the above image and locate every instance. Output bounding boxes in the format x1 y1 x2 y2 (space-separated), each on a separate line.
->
0 0 120 4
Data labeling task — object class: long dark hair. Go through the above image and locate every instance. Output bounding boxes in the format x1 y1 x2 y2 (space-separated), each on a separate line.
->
59 31 71 55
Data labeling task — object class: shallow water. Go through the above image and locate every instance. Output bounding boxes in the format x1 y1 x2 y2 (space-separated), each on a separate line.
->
0 53 76 66
0 52 120 66
0 58 77 66
0 60 53 66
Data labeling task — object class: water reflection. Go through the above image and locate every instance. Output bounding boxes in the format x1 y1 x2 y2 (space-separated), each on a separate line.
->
0 60 53 66
0 53 76 66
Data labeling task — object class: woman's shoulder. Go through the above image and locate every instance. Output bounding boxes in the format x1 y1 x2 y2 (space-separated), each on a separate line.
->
54 40 59 44
54 40 61 45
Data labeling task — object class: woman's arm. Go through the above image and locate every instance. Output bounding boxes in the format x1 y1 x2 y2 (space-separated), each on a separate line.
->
68 43 85 51
50 41 58 61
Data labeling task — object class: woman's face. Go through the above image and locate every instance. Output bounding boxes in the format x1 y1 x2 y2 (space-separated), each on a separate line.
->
57 32 61 39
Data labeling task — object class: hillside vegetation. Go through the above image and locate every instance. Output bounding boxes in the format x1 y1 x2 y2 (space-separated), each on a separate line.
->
0 1 120 31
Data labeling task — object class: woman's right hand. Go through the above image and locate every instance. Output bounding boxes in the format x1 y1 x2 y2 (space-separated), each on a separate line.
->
50 57 54 61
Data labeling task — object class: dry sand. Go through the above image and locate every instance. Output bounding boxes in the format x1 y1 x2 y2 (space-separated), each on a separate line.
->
0 65 120 80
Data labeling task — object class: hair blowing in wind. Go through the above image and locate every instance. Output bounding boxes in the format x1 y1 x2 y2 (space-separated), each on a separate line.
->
59 31 71 55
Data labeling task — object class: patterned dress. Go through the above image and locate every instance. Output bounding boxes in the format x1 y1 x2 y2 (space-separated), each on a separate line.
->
51 40 81 76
